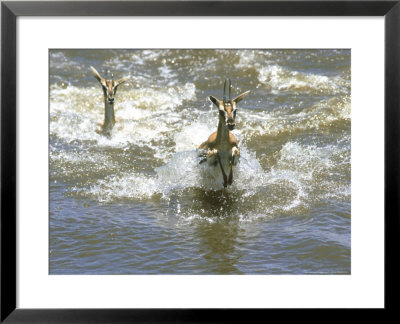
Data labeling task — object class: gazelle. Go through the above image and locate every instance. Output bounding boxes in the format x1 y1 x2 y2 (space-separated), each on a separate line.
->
90 66 129 136
199 79 249 188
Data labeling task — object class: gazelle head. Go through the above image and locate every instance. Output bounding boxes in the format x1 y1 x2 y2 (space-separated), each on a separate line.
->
209 79 249 131
90 66 129 104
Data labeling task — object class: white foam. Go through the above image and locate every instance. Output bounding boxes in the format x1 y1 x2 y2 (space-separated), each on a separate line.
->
71 135 350 225
49 82 196 151
240 95 350 138
49 50 351 223
258 64 349 94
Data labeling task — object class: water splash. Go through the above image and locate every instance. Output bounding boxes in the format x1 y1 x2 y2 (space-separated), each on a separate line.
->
50 49 351 225
76 138 349 225
50 82 196 150
258 65 349 95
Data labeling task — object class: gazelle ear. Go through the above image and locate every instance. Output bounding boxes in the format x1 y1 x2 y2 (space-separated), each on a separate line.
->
115 76 129 87
233 90 250 104
209 96 223 108
90 66 105 84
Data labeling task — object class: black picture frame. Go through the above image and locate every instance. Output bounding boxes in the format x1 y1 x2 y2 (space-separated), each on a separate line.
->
1 1 399 322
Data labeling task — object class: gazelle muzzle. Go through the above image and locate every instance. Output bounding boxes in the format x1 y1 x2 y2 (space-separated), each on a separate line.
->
227 118 235 130
103 80 116 103
106 94 114 103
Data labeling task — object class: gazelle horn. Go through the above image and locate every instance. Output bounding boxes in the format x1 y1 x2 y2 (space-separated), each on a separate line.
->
229 78 232 101
223 79 227 102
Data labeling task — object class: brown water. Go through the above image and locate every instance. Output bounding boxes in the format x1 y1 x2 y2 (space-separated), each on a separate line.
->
49 49 351 274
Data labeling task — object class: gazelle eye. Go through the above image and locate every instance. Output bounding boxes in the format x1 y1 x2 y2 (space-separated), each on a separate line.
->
233 110 237 117
219 110 225 117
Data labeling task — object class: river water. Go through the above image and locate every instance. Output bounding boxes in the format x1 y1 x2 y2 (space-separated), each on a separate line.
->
49 49 351 274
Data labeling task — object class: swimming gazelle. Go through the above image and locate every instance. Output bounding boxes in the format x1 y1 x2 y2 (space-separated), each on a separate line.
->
90 66 129 136
199 79 250 188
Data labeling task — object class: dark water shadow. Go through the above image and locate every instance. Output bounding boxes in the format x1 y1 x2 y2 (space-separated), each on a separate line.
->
183 188 245 274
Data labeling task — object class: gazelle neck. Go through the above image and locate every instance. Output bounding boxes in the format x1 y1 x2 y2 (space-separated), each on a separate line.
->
103 100 115 131
216 118 230 150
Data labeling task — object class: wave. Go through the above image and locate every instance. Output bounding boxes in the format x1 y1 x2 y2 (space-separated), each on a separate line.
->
50 49 351 223
50 82 196 149
74 140 349 223
258 65 349 95
240 95 350 139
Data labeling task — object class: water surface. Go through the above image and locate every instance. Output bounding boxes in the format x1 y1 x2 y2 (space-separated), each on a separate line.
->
49 49 351 274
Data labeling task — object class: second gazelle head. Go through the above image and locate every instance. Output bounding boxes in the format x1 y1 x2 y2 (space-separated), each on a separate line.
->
90 66 129 104
209 79 249 131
